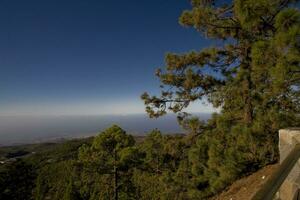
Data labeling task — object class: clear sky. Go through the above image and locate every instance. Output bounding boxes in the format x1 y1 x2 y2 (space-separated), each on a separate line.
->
0 0 219 116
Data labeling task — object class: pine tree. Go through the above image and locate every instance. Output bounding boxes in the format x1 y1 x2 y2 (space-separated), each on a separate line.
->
140 129 165 174
141 0 300 128
141 1 300 198
78 125 138 200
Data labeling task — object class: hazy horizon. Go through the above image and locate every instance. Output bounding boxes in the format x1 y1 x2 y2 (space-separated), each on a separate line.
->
0 1 218 145
0 113 212 146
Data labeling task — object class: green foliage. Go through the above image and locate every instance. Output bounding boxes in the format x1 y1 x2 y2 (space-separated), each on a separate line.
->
0 160 36 200
78 125 139 200
141 0 300 198
184 114 279 199
139 129 164 173
0 122 286 199
34 160 80 200
0 138 92 200
141 0 299 125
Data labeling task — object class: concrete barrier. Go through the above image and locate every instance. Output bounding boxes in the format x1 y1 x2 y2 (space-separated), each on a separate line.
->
279 128 300 200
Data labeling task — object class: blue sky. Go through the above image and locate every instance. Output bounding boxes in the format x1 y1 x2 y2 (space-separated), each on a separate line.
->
0 0 219 116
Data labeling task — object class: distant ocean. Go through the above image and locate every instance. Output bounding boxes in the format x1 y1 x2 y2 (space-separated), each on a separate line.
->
0 113 211 146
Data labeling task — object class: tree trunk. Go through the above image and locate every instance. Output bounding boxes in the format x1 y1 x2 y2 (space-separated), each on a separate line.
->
243 75 253 124
242 46 253 124
114 165 118 200
114 151 118 200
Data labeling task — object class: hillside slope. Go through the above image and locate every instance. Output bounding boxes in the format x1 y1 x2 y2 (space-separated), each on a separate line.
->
211 164 278 200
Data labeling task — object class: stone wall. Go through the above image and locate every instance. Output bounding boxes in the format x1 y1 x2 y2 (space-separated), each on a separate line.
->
279 128 300 200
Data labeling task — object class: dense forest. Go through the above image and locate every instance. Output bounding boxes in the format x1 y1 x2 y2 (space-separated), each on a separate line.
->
1 0 299 199
0 124 277 200
0 122 292 200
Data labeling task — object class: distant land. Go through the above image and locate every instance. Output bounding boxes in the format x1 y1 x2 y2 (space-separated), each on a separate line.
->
0 113 211 146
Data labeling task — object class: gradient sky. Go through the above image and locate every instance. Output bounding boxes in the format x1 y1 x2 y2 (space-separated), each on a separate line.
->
0 0 220 116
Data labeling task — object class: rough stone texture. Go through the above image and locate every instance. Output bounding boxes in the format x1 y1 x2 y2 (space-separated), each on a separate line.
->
279 128 300 200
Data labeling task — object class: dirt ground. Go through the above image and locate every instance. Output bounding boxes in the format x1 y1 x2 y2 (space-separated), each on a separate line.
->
211 164 279 200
